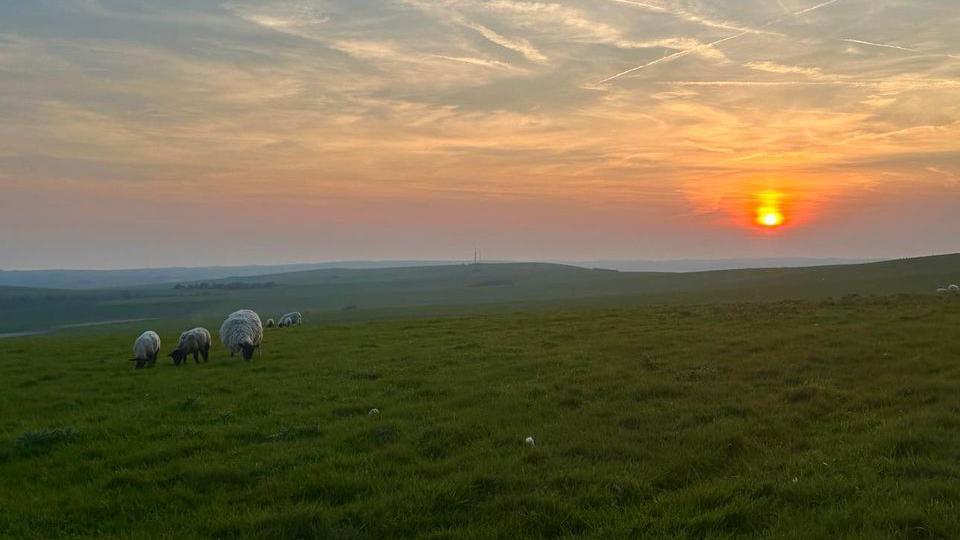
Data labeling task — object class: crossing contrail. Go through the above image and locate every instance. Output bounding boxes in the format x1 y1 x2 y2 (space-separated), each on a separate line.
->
595 0 842 85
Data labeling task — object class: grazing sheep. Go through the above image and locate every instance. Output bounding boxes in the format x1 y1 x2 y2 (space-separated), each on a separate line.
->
169 327 212 366
219 309 263 361
266 318 276 328
950 284 960 293
278 311 303 328
130 331 161 369
525 436 536 447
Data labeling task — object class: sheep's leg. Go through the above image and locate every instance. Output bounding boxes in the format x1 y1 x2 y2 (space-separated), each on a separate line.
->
202 346 209 363
193 350 200 364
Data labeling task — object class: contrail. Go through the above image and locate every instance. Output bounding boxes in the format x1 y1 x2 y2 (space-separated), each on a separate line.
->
596 34 743 85
841 38 919 53
842 38 960 60
792 0 841 17
595 0 843 85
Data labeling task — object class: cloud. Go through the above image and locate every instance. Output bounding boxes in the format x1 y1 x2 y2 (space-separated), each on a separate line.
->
465 22 548 64
222 1 330 36
744 61 828 79
608 0 775 35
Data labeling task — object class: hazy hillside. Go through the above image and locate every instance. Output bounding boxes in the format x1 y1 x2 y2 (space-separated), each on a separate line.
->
0 257 885 289
0 261 463 289
1 254 957 335
570 257 883 273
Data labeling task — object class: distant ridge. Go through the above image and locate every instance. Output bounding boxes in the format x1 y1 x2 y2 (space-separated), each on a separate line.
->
1 254 958 335
564 257 885 273
0 261 464 290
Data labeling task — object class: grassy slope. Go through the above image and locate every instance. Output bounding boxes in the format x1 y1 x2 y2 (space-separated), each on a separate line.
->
1 295 959 538
1 254 957 334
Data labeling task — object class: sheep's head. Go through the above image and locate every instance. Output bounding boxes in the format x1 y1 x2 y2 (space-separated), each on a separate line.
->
240 342 256 361
169 349 187 365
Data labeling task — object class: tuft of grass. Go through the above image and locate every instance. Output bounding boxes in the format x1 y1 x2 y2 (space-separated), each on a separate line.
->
177 395 203 412
14 427 79 455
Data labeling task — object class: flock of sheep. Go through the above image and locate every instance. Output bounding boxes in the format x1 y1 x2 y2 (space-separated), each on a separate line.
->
936 284 960 295
129 309 302 369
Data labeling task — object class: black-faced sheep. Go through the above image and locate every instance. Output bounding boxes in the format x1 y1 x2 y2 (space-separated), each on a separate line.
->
278 311 303 328
130 331 161 369
169 327 212 366
219 309 263 361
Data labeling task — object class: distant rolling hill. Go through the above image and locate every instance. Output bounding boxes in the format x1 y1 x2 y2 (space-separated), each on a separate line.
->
0 261 464 290
0 257 884 289
0 254 957 334
567 257 883 273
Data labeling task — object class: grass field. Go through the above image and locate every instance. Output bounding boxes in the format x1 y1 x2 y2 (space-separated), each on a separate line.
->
2 294 959 538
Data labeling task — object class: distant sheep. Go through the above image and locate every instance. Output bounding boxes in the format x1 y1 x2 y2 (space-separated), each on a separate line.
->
278 311 303 328
950 284 960 293
130 331 161 369
169 327 211 366
220 309 263 361
266 318 276 328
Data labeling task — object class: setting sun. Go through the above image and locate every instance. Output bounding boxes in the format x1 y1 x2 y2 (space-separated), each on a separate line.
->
754 191 786 228
758 209 785 228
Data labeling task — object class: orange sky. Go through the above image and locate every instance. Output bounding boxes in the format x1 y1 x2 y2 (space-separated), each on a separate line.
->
0 1 958 268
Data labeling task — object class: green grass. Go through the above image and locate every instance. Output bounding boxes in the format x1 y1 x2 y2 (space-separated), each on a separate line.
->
2 294 960 538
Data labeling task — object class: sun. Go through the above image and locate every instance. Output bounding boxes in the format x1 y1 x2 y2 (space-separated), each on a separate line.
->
757 208 785 228
754 190 786 228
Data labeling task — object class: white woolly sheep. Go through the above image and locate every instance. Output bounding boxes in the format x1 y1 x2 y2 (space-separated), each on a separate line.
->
950 284 960 293
169 327 211 366
525 436 536 447
266 318 276 328
130 331 161 369
278 311 303 328
219 309 263 361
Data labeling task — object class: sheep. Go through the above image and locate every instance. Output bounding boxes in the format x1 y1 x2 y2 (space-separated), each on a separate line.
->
950 284 960 293
130 331 161 369
219 309 263 361
278 311 303 328
169 327 211 366
266 318 276 328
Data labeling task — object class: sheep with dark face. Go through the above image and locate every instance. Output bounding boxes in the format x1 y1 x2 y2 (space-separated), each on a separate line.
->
219 309 263 361
130 331 161 369
169 327 211 366
278 311 303 328
266 318 276 328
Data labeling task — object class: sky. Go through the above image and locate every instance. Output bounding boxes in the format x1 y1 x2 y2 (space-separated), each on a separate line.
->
0 0 958 269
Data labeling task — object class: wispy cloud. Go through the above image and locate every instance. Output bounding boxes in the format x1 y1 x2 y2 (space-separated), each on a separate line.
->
608 0 775 35
463 22 548 64
744 61 829 79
